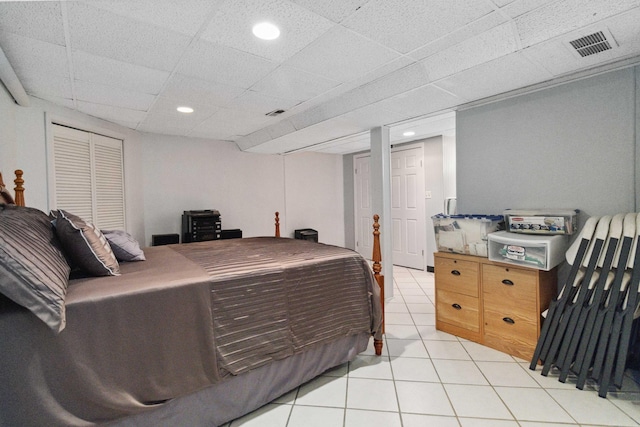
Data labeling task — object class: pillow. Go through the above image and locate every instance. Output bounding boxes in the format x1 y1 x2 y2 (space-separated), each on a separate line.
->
101 229 146 262
53 210 120 277
0 204 71 332
0 187 15 205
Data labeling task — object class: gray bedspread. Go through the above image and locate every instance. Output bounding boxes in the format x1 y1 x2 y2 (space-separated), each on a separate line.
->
0 237 382 426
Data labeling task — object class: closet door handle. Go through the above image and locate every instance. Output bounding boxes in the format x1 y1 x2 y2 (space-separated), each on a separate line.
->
452 303 462 310
503 317 515 324
451 270 461 276
502 279 514 286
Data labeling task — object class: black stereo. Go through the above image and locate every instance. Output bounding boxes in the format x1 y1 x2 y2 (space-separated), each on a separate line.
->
182 210 222 243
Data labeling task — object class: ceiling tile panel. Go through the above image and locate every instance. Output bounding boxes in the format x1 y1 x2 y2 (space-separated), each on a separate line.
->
247 116 364 154
0 2 65 46
0 32 69 79
80 0 224 37
498 0 556 18
285 25 401 83
422 23 519 81
146 96 219 121
22 75 72 100
74 80 156 111
376 84 464 118
162 74 245 107
339 103 409 129
67 2 191 71
32 94 76 110
515 0 640 48
200 0 334 62
435 52 554 101
359 62 431 103
408 11 508 61
191 107 276 138
226 90 300 115
291 0 370 23
177 39 278 88
523 9 640 77
76 100 148 124
341 0 495 53
137 109 210 136
250 65 341 102
73 51 170 95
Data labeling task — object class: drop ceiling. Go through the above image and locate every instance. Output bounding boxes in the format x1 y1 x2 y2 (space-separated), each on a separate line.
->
0 0 639 155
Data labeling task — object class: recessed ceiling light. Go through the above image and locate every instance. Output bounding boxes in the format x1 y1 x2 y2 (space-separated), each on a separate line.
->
403 131 415 137
177 106 194 113
252 22 280 40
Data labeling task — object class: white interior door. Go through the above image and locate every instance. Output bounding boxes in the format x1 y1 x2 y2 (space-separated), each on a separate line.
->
354 155 372 259
391 146 425 269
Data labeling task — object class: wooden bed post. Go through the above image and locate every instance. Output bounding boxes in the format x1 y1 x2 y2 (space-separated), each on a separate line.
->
372 214 385 356
14 169 25 207
275 212 280 237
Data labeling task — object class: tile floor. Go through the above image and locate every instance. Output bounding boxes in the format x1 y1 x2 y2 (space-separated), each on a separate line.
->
225 266 640 427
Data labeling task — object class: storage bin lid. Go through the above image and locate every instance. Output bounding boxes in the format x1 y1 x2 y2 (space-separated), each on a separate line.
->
432 213 503 222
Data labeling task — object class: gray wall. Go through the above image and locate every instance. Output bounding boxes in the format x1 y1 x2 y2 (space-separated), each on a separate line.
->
457 67 638 226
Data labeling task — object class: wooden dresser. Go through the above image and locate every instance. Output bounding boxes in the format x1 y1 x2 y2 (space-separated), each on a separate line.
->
434 251 557 361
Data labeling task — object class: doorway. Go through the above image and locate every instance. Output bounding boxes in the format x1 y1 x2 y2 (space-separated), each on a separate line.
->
354 143 426 270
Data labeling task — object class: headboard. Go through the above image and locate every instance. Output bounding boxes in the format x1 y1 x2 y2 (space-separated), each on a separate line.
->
0 170 24 207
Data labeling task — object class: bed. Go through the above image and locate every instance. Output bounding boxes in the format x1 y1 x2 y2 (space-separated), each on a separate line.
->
0 170 384 426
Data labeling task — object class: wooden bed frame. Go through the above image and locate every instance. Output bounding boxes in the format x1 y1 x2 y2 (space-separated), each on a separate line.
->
274 211 385 355
0 169 25 207
2 171 385 355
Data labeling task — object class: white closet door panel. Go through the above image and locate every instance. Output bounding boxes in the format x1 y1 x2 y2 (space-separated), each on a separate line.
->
53 127 94 222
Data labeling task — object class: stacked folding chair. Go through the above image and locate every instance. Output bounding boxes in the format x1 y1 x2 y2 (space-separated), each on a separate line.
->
530 213 640 398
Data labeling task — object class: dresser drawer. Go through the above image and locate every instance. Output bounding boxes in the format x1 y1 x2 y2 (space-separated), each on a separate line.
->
482 264 537 310
435 256 479 297
436 290 480 332
483 297 538 358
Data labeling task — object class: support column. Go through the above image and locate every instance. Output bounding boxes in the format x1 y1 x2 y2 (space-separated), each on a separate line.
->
370 126 393 298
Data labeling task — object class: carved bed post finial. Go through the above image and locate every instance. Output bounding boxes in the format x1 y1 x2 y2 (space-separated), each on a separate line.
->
14 169 25 207
372 214 385 356
275 211 280 238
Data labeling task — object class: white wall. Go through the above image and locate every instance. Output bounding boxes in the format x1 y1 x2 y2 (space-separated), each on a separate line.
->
284 152 345 245
423 137 445 268
141 134 285 244
2 95 346 248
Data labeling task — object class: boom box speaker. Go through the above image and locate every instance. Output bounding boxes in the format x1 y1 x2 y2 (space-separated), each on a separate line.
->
152 233 179 246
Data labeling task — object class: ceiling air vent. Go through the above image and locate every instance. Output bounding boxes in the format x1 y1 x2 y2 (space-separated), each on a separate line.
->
266 109 285 117
567 30 616 58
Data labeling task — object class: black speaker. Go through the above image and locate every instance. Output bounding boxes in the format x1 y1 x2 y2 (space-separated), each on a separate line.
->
152 233 179 246
221 229 242 239
294 228 318 242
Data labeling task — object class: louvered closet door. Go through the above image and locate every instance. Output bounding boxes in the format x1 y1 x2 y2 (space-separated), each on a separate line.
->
52 124 125 230
93 134 125 230
53 126 94 222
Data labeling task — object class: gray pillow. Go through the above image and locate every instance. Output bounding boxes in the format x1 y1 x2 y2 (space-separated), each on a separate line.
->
53 210 120 277
0 187 15 204
0 204 71 332
102 229 146 262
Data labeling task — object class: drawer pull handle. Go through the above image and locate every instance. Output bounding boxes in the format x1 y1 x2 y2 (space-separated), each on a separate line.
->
502 279 514 286
452 303 462 310
451 270 461 276
503 317 515 324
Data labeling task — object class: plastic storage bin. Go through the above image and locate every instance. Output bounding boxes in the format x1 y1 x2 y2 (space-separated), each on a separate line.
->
488 231 569 270
432 214 504 257
504 209 578 235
